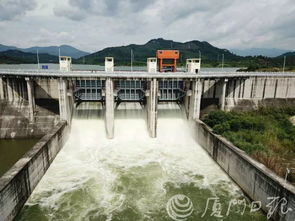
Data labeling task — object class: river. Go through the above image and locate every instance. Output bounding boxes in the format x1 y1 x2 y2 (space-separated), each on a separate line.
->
16 102 266 220
0 138 39 177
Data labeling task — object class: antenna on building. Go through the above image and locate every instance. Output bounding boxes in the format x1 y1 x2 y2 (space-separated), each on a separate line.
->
221 54 224 70
283 56 286 72
37 49 40 69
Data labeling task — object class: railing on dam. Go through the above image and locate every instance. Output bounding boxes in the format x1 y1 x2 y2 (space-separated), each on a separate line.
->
0 69 295 79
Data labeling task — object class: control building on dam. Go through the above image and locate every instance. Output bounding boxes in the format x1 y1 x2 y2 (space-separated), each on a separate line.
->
1 55 295 221
1 56 295 139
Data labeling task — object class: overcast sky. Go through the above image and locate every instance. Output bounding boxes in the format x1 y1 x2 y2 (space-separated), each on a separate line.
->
0 0 294 52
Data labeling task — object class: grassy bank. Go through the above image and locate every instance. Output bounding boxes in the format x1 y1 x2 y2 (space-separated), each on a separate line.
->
202 108 295 183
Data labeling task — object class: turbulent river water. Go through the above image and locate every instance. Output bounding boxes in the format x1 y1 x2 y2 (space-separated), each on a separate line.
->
17 103 266 221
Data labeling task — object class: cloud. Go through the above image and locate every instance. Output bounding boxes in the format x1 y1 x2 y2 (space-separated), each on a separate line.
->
0 0 294 51
54 0 157 20
32 28 74 45
0 0 37 21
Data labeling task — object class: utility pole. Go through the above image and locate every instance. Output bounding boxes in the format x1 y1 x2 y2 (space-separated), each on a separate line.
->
131 49 133 72
199 50 201 59
221 54 224 70
283 56 286 72
37 49 40 69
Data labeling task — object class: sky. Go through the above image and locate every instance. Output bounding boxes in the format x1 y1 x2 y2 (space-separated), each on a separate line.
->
0 0 294 52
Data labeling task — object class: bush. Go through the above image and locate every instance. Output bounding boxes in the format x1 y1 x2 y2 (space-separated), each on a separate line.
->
202 108 295 182
203 111 232 128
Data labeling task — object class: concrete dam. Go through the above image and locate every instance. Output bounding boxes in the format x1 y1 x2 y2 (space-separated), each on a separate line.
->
0 58 295 220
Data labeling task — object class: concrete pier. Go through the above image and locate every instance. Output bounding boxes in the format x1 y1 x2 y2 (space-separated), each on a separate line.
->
6 78 14 102
105 78 114 139
12 80 18 102
25 78 35 122
0 77 4 99
58 78 70 123
147 78 158 138
219 79 227 111
188 79 203 119
183 80 191 118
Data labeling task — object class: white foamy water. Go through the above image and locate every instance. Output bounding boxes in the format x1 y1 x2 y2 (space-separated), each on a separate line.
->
18 102 265 221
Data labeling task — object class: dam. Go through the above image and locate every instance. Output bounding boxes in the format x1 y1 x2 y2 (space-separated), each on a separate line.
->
0 57 295 220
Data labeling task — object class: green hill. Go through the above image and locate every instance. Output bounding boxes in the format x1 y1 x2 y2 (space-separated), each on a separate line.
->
0 50 59 64
77 38 244 67
77 38 295 68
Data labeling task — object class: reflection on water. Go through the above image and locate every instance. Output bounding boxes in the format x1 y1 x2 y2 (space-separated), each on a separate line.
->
17 103 266 220
0 138 39 177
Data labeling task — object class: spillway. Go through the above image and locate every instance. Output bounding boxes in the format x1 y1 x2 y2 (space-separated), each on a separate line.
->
17 102 266 220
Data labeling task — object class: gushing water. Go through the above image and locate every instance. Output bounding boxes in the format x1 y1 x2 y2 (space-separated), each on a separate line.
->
18 103 266 221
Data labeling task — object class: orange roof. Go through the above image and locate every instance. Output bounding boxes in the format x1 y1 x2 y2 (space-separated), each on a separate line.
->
156 50 180 59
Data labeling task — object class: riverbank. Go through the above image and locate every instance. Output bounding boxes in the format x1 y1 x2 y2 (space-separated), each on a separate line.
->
202 108 295 183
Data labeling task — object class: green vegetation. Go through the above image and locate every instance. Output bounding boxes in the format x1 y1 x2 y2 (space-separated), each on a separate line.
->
0 50 59 64
203 108 295 183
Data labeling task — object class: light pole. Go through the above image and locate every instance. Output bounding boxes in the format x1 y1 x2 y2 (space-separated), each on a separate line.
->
221 54 224 70
36 49 40 69
283 56 286 73
131 49 133 72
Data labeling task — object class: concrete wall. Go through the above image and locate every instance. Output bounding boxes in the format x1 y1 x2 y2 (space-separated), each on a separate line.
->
0 101 59 138
0 121 69 221
0 77 73 137
201 77 295 112
34 78 59 99
194 120 295 221
0 78 28 103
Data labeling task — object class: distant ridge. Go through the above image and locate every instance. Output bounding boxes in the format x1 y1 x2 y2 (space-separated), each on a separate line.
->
0 44 89 59
231 48 293 57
